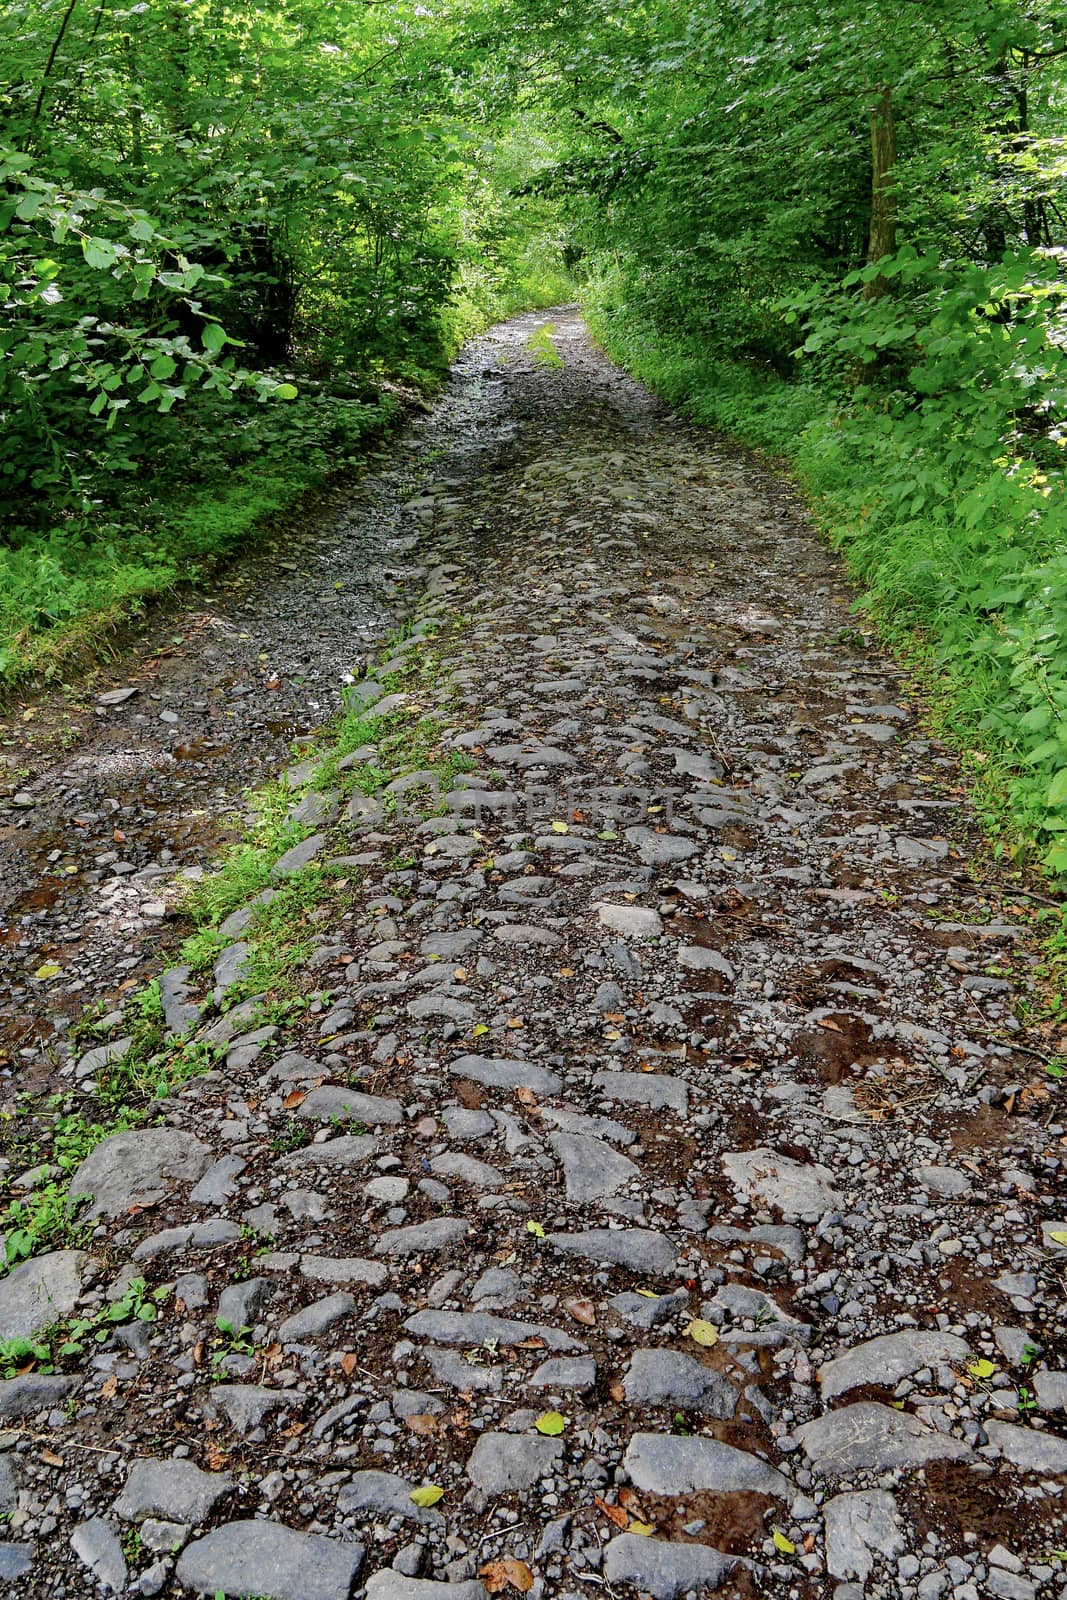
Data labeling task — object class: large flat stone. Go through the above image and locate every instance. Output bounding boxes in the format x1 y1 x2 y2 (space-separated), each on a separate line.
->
337 1470 444 1525
622 1350 737 1418
549 1132 639 1202
365 1576 486 1600
594 903 663 939
70 1129 212 1219
623 1433 788 1498
282 1135 379 1170
824 1490 906 1581
466 1431 563 1492
0 1249 88 1340
547 1228 678 1276
175 1520 363 1599
985 1419 1067 1475
722 1147 841 1221
70 1517 127 1594
404 1310 582 1351
603 1533 738 1599
114 1458 232 1525
795 1402 974 1476
0 1374 79 1419
296 1088 403 1125
819 1330 971 1401
447 1055 561 1095
592 1071 688 1114
376 1219 471 1256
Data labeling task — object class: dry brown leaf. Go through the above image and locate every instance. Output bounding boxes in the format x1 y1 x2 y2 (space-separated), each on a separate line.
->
99 1375 118 1400
480 1560 534 1594
282 1089 307 1110
341 1352 359 1378
609 1381 625 1403
38 1448 64 1467
204 1444 228 1470
565 1298 596 1327
594 1495 629 1530
405 1413 439 1436
515 1087 537 1106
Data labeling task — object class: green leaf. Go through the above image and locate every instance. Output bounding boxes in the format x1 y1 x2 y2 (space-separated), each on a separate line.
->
202 322 227 355
274 382 298 400
1048 770 1067 809
410 1484 445 1507
772 1530 796 1555
534 1411 566 1435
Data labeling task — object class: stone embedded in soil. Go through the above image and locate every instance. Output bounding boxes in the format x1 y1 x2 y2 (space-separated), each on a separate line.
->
547 1227 678 1275
721 1147 841 1221
70 1517 127 1594
594 902 663 938
270 832 327 876
175 1520 364 1600
623 1432 788 1498
114 1458 232 1525
404 1309 583 1351
211 1384 296 1432
0 1543 33 1580
611 1289 690 1329
364 1576 487 1600
549 1131 639 1202
529 1356 597 1390
337 1470 445 1525
296 1086 404 1124
795 1402 975 1476
376 1219 471 1255
282 1134 379 1169
602 1533 739 1600
278 1291 355 1342
622 1349 738 1417
0 1374 79 1419
624 826 700 865
591 1070 688 1113
823 1490 906 1582
0 1249 88 1340
818 1330 972 1401
447 1054 562 1095
74 1035 131 1082
465 1430 564 1491
984 1419 1067 1475
69 1128 212 1219
702 1283 810 1346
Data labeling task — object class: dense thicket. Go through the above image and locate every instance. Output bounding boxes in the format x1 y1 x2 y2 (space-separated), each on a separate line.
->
0 0 568 674
468 0 1067 872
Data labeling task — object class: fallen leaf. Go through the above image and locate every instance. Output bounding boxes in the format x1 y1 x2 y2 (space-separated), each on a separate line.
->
38 1448 65 1467
515 1087 537 1106
534 1410 566 1435
480 1560 534 1594
683 1318 719 1347
410 1484 446 1508
472 1023 490 1038
526 1220 545 1238
565 1298 596 1327
635 1289 659 1299
772 1529 796 1555
341 1353 359 1378
967 1358 996 1379
282 1089 307 1110
550 820 569 834
594 1495 629 1530
628 1520 655 1537
99 1375 118 1399
405 1414 439 1436
609 1382 625 1402
33 962 61 981
1048 1230 1067 1246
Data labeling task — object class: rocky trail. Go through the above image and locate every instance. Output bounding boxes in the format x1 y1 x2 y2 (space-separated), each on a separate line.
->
0 309 1065 1600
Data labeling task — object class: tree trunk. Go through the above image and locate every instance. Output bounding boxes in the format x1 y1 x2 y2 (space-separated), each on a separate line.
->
864 85 896 299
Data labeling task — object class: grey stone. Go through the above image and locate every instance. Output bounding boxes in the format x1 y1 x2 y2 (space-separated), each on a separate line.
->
824 1490 905 1581
471 1267 520 1304
594 903 663 939
1033 1371 1067 1410
376 1219 470 1256
702 1284 810 1346
115 1459 232 1525
189 1154 245 1205
403 1311 582 1352
0 1458 14 1514
722 1147 841 1221
70 1129 212 1219
985 1419 1067 1474
529 1357 597 1390
796 1402 974 1476
71 1517 128 1594
213 942 251 995
271 833 327 877
543 1107 635 1145
602 1534 738 1600
0 1543 33 1581
337 1470 444 1525
622 1349 737 1418
420 930 484 958
132 1219 241 1261
443 1108 494 1140
364 1576 486 1600
278 1293 356 1342
300 1255 387 1287
448 1055 562 1095
677 946 735 981
466 1431 563 1491
915 1165 973 1198
611 1289 690 1329
491 923 563 946
818 1330 971 1401
297 1087 403 1125
547 1228 678 1275
217 1278 272 1333
0 1374 78 1418
430 1152 506 1189
159 966 201 1036
0 1249 88 1339
549 1132 639 1202
592 1071 688 1113
623 1433 787 1498
423 1346 503 1394
283 1135 379 1170
624 828 700 865
175 1520 363 1599
74 1036 132 1082
212 1383 297 1433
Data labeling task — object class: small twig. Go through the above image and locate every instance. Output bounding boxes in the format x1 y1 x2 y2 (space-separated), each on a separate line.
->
480 1522 521 1545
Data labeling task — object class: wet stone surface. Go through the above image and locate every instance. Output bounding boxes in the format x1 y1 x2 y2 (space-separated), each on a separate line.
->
0 310 1066 1597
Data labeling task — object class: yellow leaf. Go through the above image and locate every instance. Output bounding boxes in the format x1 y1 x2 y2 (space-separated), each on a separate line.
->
410 1485 445 1508
772 1529 796 1555
34 963 61 980
635 1289 659 1299
526 1220 545 1238
472 1023 490 1038
627 1521 654 1537
1048 1230 1067 1246
683 1318 719 1347
967 1358 996 1379
534 1411 565 1436
550 820 569 834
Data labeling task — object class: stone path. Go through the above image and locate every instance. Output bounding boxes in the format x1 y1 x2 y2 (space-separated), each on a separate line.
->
1 311 1066 1599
